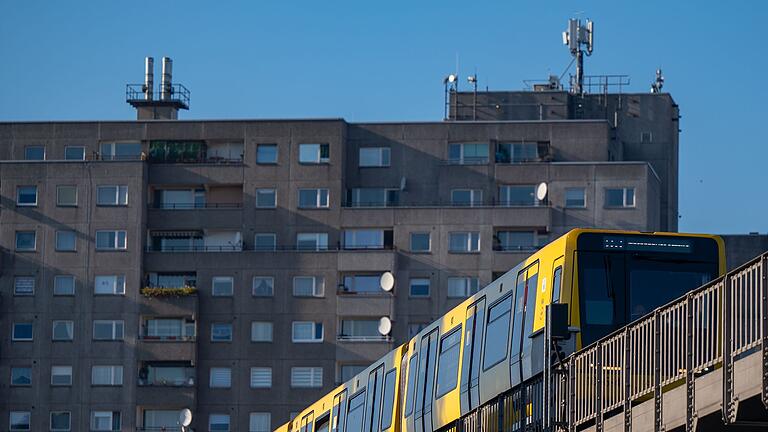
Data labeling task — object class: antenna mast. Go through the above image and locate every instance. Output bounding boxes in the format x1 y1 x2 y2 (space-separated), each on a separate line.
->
562 18 594 95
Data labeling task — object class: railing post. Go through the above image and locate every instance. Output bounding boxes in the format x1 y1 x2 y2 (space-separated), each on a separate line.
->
653 311 663 432
595 343 603 432
722 273 736 424
761 255 768 409
623 328 632 432
685 294 695 431
568 360 575 432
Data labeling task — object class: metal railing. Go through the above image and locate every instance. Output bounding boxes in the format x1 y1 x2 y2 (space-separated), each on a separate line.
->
447 252 767 432
152 202 243 209
342 200 549 209
126 83 190 108
337 335 392 342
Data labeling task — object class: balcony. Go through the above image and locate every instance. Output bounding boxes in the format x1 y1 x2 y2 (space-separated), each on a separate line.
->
139 288 198 316
138 364 195 387
148 140 243 164
147 231 243 252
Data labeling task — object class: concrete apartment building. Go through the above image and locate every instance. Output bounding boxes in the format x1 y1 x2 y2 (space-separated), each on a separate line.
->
0 62 688 431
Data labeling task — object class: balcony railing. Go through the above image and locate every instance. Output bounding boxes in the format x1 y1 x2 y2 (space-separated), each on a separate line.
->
444 157 490 165
136 428 184 432
337 335 392 342
146 245 243 252
138 371 195 387
493 245 541 252
342 200 549 208
139 332 196 342
152 202 243 209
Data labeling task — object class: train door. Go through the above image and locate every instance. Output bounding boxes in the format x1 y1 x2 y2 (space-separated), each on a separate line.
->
332 389 348 432
403 350 419 432
414 329 439 432
478 293 514 405
460 297 486 415
364 365 385 432
510 262 538 387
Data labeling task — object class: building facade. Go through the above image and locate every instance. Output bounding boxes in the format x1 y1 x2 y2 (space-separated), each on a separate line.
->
0 87 679 431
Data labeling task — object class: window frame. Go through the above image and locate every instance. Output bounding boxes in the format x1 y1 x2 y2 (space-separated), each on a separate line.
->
296 232 329 251
10 366 32 386
15 231 37 251
24 145 45 160
90 410 121 431
299 143 330 164
53 275 76 296
9 411 31 431
450 188 484 207
447 277 480 298
55 230 77 252
209 413 231 431
50 411 72 431
293 276 325 297
12 322 33 341
16 185 38 207
604 187 636 208
448 142 489 165
255 188 278 208
256 143 279 164
95 230 127 250
209 367 232 388
212 276 234 297
96 185 128 206
94 275 126 295
91 365 123 386
92 320 125 341
358 147 391 167
251 321 274 342
252 276 275 297
211 322 234 342
434 325 463 399
249 367 273 389
254 233 277 251
409 232 431 253
13 276 35 296
292 321 324 343
52 320 74 341
64 146 86 161
249 412 272 432
51 365 73 386
564 187 587 208
448 231 480 253
409 278 431 298
298 188 330 209
290 366 324 388
56 185 78 207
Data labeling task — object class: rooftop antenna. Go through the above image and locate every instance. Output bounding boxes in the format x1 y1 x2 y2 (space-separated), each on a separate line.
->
467 72 478 120
651 68 664 93
562 18 594 95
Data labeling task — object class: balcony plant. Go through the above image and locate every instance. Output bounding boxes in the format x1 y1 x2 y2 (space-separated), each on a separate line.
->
140 286 198 298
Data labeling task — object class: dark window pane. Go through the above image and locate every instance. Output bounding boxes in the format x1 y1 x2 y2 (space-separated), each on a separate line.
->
482 296 512 369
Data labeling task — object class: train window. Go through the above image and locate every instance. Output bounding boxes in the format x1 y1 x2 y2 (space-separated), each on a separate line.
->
482 295 513 370
332 390 348 432
552 266 563 303
509 271 527 360
521 271 539 353
346 390 367 432
404 354 418 416
316 413 331 432
435 325 462 398
581 257 615 325
365 366 384 432
380 369 397 430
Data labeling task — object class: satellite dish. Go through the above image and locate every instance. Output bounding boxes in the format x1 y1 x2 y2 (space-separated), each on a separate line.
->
536 182 548 201
380 272 395 292
179 408 192 427
400 176 407 191
448 74 457 83
378 317 392 335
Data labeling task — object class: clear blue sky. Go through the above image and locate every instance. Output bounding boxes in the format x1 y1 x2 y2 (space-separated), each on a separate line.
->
1 1 765 234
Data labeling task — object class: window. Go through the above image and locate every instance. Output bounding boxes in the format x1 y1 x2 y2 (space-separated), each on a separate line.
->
359 147 390 167
498 185 538 206
252 276 274 297
25 145 45 160
91 366 123 385
90 411 120 431
249 413 271 432
291 366 323 388
342 274 383 294
435 327 462 398
346 390 367 432
496 142 538 163
494 231 536 251
64 146 85 160
9 412 31 431
447 277 480 298
212 276 234 296
256 144 278 164
210 367 232 388
144 318 195 339
449 232 480 253
51 366 73 386
296 233 329 251
12 323 33 341
15 231 36 251
451 189 483 207
483 296 513 369
95 230 126 250
54 276 75 295
156 188 205 209
93 320 124 340
11 366 32 386
256 188 277 208
410 232 431 252
299 143 329 163
448 143 489 164
52 321 74 341
101 141 141 160
339 319 383 340
641 131 653 143
16 185 37 206
293 276 325 297
298 188 329 208
250 367 272 388
211 323 233 342
343 229 391 249
57 185 78 206
94 275 125 295
96 185 128 206
380 369 397 430
565 187 586 208
409 278 430 297
605 187 636 208
14 277 34 295
340 364 366 382
251 322 273 342
50 411 71 431
56 230 77 251
209 414 231 432
292 321 323 342
552 266 563 303
348 188 399 207
254 233 277 251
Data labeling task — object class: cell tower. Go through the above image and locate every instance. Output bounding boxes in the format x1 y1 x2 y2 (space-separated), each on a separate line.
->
562 18 594 95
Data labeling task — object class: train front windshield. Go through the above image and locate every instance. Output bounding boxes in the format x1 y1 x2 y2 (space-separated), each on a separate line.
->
577 234 720 346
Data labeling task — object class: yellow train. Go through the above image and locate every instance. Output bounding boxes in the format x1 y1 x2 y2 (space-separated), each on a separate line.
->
276 229 725 432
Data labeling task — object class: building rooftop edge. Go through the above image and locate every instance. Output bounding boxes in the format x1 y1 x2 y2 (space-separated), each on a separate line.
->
0 118 611 126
